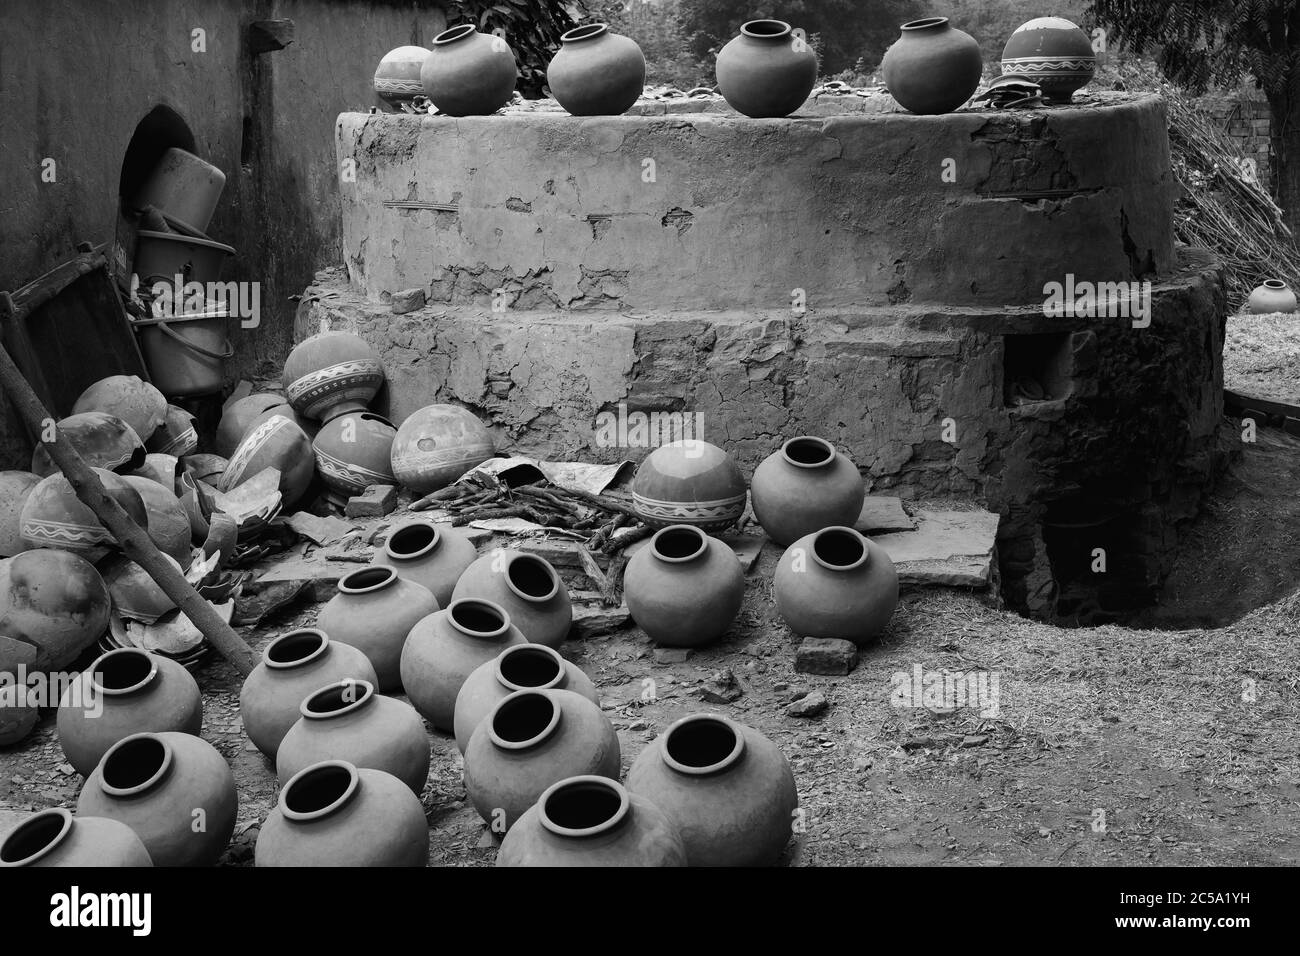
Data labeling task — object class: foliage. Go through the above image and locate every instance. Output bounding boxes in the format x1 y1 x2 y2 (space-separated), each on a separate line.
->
444 0 593 96
607 0 713 88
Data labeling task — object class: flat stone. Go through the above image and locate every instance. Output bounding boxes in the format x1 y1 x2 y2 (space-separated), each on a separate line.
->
516 538 587 568
653 647 691 664
787 690 829 718
718 532 765 573
345 484 399 518
794 637 859 675
254 551 343 600
696 668 743 704
856 496 917 533
390 288 426 314
233 580 313 626
569 602 631 640
873 508 1000 588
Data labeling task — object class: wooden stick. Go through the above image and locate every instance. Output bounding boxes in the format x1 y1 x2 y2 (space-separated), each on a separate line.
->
562 487 642 520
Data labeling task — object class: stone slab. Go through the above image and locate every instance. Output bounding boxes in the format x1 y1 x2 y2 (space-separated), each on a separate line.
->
873 509 1000 588
856 496 916 533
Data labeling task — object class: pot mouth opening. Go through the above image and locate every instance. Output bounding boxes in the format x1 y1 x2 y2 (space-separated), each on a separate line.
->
1264 279 1288 289
488 690 560 750
100 733 173 796
302 678 374 719
539 776 630 837
281 760 360 822
338 566 397 594
434 23 476 45
449 598 511 638
651 525 708 563
386 522 440 560
89 648 158 696
782 436 836 469
741 19 792 39
265 629 329 669
561 23 609 43
506 553 560 603
662 714 745 775
0 808 73 866
496 644 565 691
812 526 869 571
901 16 949 31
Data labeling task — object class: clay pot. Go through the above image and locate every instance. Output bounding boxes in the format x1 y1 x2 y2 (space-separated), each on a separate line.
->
317 566 439 692
20 469 148 559
31 412 146 477
773 526 898 644
463 689 621 830
146 405 198 457
219 413 315 507
71 375 166 445
276 679 431 796
256 760 429 867
216 393 296 458
0 548 111 670
312 412 398 504
0 807 152 868
57 647 203 776
626 713 798 866
373 519 477 606
420 24 518 116
547 23 645 116
0 472 40 557
715 19 818 119
623 525 744 648
182 453 227 485
451 550 571 648
123 476 193 565
881 17 983 115
390 404 495 494
631 439 747 532
130 147 226 234
100 553 182 623
374 45 431 111
399 597 527 731
76 731 237 867
129 453 180 490
239 629 379 759
750 436 865 546
283 331 384 422
453 643 599 753
1001 16 1096 104
1247 279 1298 314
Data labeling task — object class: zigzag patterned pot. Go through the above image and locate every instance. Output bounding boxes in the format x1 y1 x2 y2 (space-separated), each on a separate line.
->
312 412 397 504
31 413 145 478
1000 17 1096 104
283 332 384 423
19 470 147 559
631 440 747 532
146 405 199 458
374 45 430 111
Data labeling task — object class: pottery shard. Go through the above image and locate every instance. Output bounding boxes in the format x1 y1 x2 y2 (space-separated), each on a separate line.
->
787 690 829 718
794 637 859 676
391 288 426 314
855 496 916 533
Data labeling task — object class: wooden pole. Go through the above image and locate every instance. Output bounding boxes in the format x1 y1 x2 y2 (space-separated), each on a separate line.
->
0 342 257 676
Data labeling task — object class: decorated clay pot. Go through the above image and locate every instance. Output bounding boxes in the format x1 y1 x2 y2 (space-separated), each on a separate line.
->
219 413 315 507
374 45 431 111
317 566 439 692
283 332 384 422
632 440 747 532
881 17 983 115
0 548 110 670
71 375 167 444
145 405 198 457
547 23 645 116
76 731 237 867
57 647 203 776
216 393 297 458
1001 16 1096 104
623 525 744 648
312 412 398 504
1247 279 1298 314
256 760 428 867
390 404 495 494
0 807 152 867
276 679 431 796
750 436 865 546
453 643 599 753
715 19 818 119
626 713 798 866
773 526 898 644
463 689 621 831
239 629 379 759
100 553 183 623
399 597 527 731
31 413 146 477
451 550 571 648
498 775 686 867
420 24 517 116
20 469 147 559
373 519 477 606
123 476 193 565
0 472 40 557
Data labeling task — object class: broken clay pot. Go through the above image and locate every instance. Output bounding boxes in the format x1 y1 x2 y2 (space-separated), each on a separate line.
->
31 413 146 477
219 413 315 507
71 376 166 445
0 547 110 670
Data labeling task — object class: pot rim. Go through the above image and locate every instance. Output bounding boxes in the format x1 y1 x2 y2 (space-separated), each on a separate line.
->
538 775 631 838
660 713 746 776
0 807 74 866
494 643 566 692
434 23 477 45
337 565 399 595
501 551 561 604
740 19 793 39
384 520 442 561
487 689 562 751
300 678 375 719
98 732 174 797
810 526 871 572
561 23 609 43
650 524 709 564
448 597 513 639
263 628 330 670
88 647 159 697
279 759 361 823
1263 279 1289 290
780 435 836 470
901 16 950 31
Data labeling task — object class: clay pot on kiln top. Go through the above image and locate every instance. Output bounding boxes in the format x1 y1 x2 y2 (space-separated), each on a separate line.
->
1000 16 1096 104
0 547 110 671
372 518 478 607
256 760 429 867
715 19 818 119
0 471 41 557
750 436 865 546
420 23 518 116
71 375 166 445
1247 279 1299 314
450 549 571 648
282 331 384 422
390 404 495 494
881 17 983 115
773 525 898 645
316 566 439 692
0 807 152 868
31 413 146 478
20 469 147 559
218 412 315 507
146 404 199 458
374 45 431 111
623 525 744 648
312 412 398 504
631 439 748 533
547 23 645 116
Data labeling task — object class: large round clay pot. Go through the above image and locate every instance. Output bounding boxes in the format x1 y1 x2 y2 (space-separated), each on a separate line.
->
0 807 152 867
1000 16 1096 104
71 375 166 445
316 566 439 692
239 629 379 759
373 519 477 607
57 647 203 777
0 472 41 557
399 597 527 731
498 775 686 867
632 439 747 532
420 24 518 116
276 679 431 796
881 17 983 115
715 19 818 119
623 525 744 648
216 392 296 458
256 760 429 867
1247 279 1299 314
390 404 495 494
312 412 397 504
773 526 898 644
750 436 865 546
283 331 384 422
626 713 798 866
20 469 147 559
145 404 198 458
219 412 315 507
0 548 110 670
374 45 431 111
101 553 182 623
454 643 599 753
463 689 620 831
547 23 645 116
123 476 193 565
31 413 146 477
77 731 237 867
451 550 571 648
